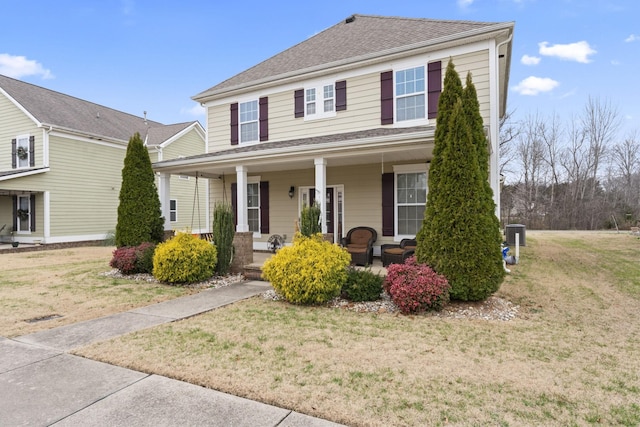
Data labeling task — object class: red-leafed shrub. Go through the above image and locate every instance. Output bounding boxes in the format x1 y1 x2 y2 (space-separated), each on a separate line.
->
110 242 156 275
384 256 450 314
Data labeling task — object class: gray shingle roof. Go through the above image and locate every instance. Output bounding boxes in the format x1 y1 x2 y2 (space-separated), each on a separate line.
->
0 74 196 145
194 14 510 100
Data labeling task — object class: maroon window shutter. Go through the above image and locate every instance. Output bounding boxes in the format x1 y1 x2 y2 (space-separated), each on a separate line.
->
231 183 238 227
336 80 347 111
294 89 304 118
428 61 442 119
380 71 394 125
230 103 239 145
259 97 268 141
29 136 35 167
30 194 36 232
12 195 17 231
382 173 394 236
11 139 17 169
260 181 269 234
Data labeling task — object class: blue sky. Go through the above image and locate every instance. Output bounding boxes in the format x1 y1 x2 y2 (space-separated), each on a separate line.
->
1 0 638 136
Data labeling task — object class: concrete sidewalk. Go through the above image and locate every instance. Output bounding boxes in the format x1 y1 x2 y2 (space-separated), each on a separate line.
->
0 281 345 426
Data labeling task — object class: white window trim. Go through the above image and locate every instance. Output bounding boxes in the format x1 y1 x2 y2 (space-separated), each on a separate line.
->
16 134 30 169
393 164 429 240
303 80 336 121
393 63 428 128
170 199 177 222
247 176 261 237
239 99 259 144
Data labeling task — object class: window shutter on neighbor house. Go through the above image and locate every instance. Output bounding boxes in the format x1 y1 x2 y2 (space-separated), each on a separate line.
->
260 181 269 234
382 173 395 236
231 183 238 227
29 136 35 167
294 89 304 118
11 139 16 169
230 103 239 145
259 97 268 141
12 195 17 230
428 61 442 119
336 80 347 111
380 71 394 125
30 194 36 232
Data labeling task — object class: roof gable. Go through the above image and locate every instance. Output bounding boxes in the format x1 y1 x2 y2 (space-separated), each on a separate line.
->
194 14 512 100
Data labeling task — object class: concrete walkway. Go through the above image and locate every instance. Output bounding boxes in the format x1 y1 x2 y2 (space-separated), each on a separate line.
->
0 281 344 426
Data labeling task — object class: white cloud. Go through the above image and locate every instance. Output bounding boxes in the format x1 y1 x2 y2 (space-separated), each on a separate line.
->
625 34 639 42
521 54 541 65
538 41 596 63
457 0 474 8
0 53 53 79
181 103 205 117
611 59 621 66
512 76 559 96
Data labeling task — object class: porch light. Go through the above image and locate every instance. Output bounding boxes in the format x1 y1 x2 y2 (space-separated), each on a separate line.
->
288 186 295 199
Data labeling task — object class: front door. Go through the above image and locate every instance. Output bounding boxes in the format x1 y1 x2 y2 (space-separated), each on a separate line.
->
301 186 344 243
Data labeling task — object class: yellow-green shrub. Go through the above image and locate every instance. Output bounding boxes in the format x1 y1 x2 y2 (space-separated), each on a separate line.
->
153 232 217 284
262 233 350 304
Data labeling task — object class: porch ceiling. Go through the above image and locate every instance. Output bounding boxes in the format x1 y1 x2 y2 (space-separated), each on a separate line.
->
153 127 435 178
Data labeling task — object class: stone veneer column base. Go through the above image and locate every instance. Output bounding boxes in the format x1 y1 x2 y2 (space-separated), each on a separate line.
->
231 232 253 273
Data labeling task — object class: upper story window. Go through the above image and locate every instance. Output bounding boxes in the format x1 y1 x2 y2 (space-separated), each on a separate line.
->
396 66 425 122
239 100 259 143
304 83 336 120
12 135 32 169
381 62 442 126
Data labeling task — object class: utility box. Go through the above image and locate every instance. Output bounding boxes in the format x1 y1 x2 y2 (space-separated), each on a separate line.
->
505 224 526 246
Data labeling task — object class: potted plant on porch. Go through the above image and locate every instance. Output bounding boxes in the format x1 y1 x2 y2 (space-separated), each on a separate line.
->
9 227 19 247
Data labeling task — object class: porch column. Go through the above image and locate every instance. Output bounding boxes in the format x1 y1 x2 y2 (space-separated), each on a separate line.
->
235 165 249 232
314 158 327 234
43 191 50 242
158 173 171 231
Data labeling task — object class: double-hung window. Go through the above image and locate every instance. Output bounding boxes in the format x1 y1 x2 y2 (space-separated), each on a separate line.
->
396 66 425 122
239 100 259 143
305 83 335 119
170 199 177 222
395 165 428 237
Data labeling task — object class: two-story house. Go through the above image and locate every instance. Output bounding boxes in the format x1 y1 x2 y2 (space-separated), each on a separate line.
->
0 74 208 246
152 14 514 255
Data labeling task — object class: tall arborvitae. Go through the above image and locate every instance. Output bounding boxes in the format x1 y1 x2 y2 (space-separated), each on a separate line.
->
416 66 504 301
416 59 463 248
115 132 165 247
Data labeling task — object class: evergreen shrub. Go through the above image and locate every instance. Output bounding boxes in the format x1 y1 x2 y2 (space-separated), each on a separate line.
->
342 267 384 302
110 242 156 275
153 232 217 284
213 202 235 275
384 257 450 314
262 233 350 304
300 203 321 237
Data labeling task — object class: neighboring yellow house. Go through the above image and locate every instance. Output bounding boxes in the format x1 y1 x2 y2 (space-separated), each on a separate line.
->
0 74 208 245
153 14 514 254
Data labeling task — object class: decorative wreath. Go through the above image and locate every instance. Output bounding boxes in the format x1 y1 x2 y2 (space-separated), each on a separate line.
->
17 146 28 160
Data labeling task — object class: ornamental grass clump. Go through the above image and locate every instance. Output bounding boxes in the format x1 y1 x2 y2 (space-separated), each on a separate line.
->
153 232 217 284
385 256 450 314
262 233 350 304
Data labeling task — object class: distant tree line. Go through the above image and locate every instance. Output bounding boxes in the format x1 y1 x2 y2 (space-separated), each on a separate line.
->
500 97 640 230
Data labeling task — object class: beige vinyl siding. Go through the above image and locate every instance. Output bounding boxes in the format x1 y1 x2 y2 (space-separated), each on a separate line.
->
0 94 41 170
207 73 381 152
451 50 491 123
46 136 124 236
